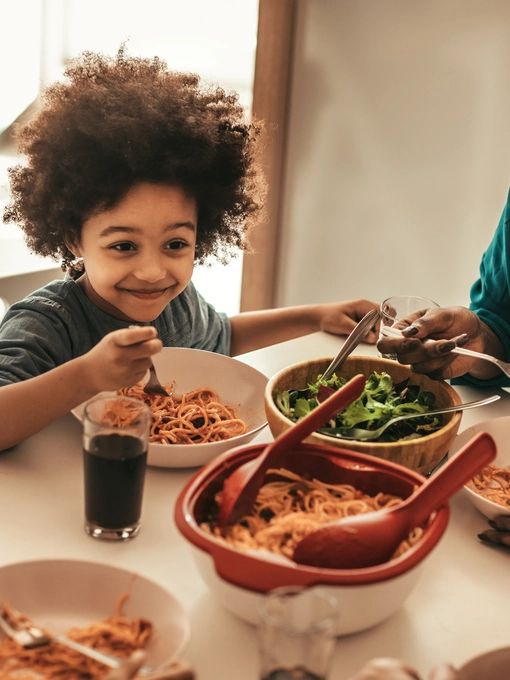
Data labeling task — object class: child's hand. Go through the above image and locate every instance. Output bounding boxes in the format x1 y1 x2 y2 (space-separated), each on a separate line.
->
83 326 163 393
318 299 380 343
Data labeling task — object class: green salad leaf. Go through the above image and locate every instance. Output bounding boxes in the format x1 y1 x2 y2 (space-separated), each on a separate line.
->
272 371 442 442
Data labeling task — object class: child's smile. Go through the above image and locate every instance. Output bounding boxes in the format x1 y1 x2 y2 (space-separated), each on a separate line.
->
71 182 198 322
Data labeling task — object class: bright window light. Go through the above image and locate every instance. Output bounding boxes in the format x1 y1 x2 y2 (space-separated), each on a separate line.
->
1 0 259 315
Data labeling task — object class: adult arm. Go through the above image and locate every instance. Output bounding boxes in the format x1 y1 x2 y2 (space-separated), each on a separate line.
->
377 190 510 383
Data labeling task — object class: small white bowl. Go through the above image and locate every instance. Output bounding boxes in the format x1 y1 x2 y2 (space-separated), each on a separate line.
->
73 347 268 468
450 416 510 520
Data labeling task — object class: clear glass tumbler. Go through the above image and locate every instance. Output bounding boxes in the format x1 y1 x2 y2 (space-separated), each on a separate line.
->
379 295 439 359
82 394 151 541
257 586 339 680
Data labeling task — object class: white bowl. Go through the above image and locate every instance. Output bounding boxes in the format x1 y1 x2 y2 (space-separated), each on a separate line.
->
0 558 189 668
188 543 427 636
72 347 268 468
450 416 510 520
459 645 510 679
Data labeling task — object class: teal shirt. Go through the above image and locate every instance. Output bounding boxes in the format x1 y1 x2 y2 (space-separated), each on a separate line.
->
454 187 510 387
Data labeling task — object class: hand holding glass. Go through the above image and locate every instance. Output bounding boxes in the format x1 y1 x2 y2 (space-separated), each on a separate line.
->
379 295 439 359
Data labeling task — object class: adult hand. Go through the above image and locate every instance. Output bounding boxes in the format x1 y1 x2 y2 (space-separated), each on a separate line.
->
376 305 501 380
83 326 163 393
319 299 380 344
478 514 510 548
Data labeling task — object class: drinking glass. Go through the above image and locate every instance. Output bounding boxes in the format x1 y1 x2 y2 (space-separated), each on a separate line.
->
379 295 440 360
257 586 339 680
82 394 151 541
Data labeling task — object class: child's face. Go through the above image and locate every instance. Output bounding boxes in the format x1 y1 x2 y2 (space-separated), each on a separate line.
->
72 182 197 323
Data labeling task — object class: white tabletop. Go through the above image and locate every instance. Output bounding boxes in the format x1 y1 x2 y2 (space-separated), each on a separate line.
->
1 331 509 679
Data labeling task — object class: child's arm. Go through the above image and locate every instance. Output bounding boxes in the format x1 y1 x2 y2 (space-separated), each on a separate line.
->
229 299 379 356
0 326 162 451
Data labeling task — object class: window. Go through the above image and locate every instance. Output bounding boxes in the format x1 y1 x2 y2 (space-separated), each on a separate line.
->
0 0 259 314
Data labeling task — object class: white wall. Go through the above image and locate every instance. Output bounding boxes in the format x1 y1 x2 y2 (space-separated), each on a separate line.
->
276 0 510 309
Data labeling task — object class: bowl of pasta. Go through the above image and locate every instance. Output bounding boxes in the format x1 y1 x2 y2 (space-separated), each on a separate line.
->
450 416 510 520
264 355 462 475
174 440 450 635
72 347 268 468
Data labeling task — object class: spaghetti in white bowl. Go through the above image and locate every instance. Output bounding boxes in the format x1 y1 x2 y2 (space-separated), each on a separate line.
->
451 416 510 520
72 347 268 468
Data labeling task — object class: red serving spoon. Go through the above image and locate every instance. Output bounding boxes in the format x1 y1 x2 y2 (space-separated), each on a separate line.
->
293 431 497 569
216 373 367 530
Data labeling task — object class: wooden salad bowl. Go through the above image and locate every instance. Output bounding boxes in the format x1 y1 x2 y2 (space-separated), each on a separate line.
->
264 355 462 475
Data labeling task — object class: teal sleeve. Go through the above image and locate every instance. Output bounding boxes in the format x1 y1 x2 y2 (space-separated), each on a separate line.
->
452 188 510 387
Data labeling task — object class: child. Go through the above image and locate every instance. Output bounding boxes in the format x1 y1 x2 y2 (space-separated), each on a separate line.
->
0 47 378 451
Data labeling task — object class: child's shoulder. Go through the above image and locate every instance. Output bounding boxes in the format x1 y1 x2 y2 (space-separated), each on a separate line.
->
24 277 79 305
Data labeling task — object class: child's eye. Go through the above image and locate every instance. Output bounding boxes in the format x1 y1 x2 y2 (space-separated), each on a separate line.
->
166 240 188 251
111 242 136 252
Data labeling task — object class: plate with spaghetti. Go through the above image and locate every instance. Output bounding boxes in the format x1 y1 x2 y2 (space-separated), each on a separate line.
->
0 558 190 679
451 416 510 519
72 347 269 468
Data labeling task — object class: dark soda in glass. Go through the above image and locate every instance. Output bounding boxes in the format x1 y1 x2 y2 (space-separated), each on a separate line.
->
83 433 147 529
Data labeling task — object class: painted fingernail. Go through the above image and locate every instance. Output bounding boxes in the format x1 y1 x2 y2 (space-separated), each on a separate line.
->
402 325 418 336
402 339 420 351
456 334 469 347
438 341 456 354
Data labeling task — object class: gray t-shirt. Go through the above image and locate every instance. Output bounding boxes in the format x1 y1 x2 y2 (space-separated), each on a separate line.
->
0 278 231 386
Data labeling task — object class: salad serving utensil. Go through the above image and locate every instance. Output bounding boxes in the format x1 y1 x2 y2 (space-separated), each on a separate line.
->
216 374 367 530
292 431 497 570
321 308 380 382
318 394 500 441
381 326 510 379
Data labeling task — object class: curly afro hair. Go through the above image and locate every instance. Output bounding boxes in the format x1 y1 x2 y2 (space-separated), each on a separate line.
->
3 46 266 266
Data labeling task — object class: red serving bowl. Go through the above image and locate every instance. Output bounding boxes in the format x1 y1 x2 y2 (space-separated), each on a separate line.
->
175 441 450 634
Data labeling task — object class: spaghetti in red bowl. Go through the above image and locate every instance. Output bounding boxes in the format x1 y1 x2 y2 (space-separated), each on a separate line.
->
174 441 449 635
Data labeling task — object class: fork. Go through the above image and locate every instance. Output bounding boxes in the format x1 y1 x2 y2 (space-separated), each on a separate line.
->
0 609 156 675
381 325 510 379
143 363 173 397
317 394 500 441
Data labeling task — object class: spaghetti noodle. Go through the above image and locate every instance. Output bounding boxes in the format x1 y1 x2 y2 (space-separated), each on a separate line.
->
468 463 510 508
0 594 151 680
203 468 423 561
107 383 247 445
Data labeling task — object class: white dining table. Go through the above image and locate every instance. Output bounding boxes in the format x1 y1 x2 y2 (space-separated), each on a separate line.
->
1 331 509 680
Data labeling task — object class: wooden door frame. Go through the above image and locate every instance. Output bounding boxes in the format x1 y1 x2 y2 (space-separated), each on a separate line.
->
240 0 297 311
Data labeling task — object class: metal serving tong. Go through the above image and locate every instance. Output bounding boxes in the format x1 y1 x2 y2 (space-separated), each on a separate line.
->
320 308 380 382
381 325 510 379
318 395 501 441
